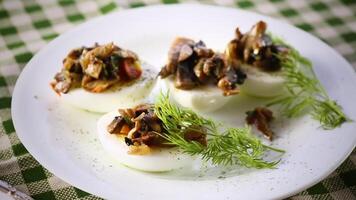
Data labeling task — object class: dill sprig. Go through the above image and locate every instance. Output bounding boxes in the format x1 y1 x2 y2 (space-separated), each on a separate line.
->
154 92 284 168
267 35 349 129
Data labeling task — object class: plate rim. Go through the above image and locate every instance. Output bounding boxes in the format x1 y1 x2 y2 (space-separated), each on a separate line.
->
11 4 356 199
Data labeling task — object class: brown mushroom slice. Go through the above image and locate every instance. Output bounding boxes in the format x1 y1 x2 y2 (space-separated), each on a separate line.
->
118 108 135 119
159 66 172 78
253 48 280 71
132 131 166 146
126 126 138 140
119 104 167 147
132 104 153 116
240 21 286 71
107 116 126 134
225 39 244 67
193 58 208 82
217 67 246 96
133 112 146 122
203 54 226 79
241 21 268 63
246 107 274 140
175 62 199 89
118 108 127 116
178 44 194 62
162 37 196 77
193 40 214 58
141 111 162 133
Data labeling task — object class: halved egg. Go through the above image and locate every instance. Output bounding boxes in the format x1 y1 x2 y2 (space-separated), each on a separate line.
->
239 65 285 97
51 43 157 113
97 110 195 172
225 21 287 98
61 67 156 113
163 78 232 112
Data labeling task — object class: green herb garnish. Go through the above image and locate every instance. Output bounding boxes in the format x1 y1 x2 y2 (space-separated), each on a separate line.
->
267 35 349 129
154 92 284 168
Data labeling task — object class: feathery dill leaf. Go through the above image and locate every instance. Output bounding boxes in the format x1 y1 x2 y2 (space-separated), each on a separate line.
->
267 35 349 129
154 92 284 168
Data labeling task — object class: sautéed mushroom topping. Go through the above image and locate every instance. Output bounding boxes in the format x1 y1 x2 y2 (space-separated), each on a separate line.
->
108 104 207 154
51 42 142 94
226 21 289 72
159 37 247 96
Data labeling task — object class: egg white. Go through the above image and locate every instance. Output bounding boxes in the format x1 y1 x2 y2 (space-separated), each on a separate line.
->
97 110 195 172
60 64 157 113
240 65 285 98
163 78 233 113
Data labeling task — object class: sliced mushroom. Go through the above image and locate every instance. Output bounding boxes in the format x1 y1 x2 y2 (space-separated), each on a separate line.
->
203 54 225 79
226 37 246 67
193 58 208 82
163 37 195 76
133 112 146 122
253 47 280 71
178 44 194 62
175 61 198 89
107 116 125 134
132 131 166 146
133 104 152 116
119 108 135 119
241 21 267 63
225 21 287 72
193 40 214 57
127 126 138 139
246 107 274 140
217 67 246 96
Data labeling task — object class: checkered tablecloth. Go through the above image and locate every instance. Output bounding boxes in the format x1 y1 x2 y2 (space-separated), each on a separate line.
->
0 0 355 199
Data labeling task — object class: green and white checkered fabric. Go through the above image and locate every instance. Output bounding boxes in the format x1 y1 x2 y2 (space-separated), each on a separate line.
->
0 0 355 199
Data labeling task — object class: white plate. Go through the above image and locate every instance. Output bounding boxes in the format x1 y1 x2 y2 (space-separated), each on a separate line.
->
12 4 356 200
